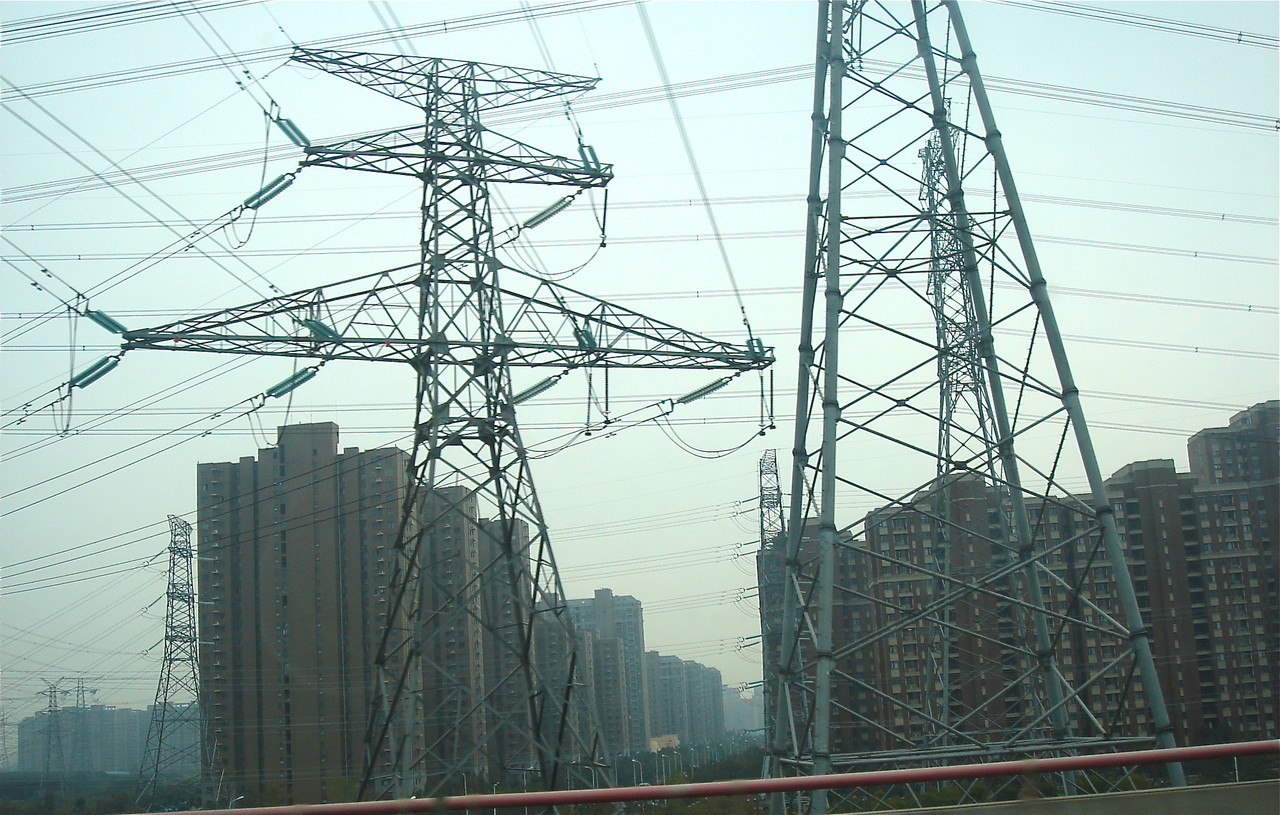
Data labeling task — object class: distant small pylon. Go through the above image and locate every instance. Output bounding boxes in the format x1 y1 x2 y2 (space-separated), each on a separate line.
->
137 516 212 811
38 678 67 798
71 676 95 773
0 706 12 771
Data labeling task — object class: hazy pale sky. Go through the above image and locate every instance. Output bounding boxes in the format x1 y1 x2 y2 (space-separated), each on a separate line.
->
2 0 1277 735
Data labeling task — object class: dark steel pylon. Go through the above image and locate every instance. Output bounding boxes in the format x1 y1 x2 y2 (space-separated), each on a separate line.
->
122 48 772 800
37 679 67 799
764 2 1183 811
138 515 215 810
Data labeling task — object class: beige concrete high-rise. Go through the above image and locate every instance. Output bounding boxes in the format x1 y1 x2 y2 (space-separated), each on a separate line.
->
196 423 407 805
567 589 650 754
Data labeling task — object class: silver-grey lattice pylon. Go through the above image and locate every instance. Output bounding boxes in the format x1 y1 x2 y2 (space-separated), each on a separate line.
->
122 49 772 801
763 2 1184 810
756 448 787 782
38 679 67 799
138 515 215 811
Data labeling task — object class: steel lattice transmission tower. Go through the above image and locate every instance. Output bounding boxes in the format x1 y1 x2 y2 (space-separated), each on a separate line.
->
763 2 1183 810
121 48 771 800
138 515 214 811
756 448 787 774
37 679 67 799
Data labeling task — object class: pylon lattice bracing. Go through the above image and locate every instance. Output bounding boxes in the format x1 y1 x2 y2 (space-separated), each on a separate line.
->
121 48 771 801
762 2 1183 811
138 515 216 810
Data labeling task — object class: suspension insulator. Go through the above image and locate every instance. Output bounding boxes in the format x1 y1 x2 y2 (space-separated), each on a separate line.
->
69 356 120 389
523 195 574 229
676 376 733 405
243 173 295 210
574 327 598 351
578 144 601 170
300 318 341 341
265 368 317 398
273 117 311 148
512 375 561 405
85 309 128 335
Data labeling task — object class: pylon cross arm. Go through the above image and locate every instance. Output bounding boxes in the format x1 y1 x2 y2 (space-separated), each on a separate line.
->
302 126 612 185
121 263 773 371
292 48 601 111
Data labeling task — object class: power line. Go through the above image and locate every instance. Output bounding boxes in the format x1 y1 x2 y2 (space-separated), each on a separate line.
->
5 1 634 100
636 1 756 346
992 0 1280 50
4 277 1276 321
6 229 1275 265
0 0 262 45
0 393 1244 589
1 78 288 304
10 191 1275 230
7 60 1276 206
1 392 270 516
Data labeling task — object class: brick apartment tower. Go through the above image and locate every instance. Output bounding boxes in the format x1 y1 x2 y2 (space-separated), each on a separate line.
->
196 423 406 805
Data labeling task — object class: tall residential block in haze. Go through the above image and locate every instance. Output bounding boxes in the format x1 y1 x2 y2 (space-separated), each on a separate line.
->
196 423 563 804
644 651 725 751
567 588 651 754
196 423 407 804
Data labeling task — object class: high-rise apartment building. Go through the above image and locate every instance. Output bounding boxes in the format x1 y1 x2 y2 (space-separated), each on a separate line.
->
567 589 650 754
682 661 725 747
644 652 725 749
1187 400 1280 678
197 423 406 804
530 594 594 770
479 516 533 779
645 652 688 746
1106 458 1275 743
722 687 764 733
758 402 1279 753
1189 401 1280 486
198 423 582 803
412 486 488 782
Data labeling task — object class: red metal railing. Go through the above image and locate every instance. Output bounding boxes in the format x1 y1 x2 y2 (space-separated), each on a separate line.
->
142 739 1279 815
